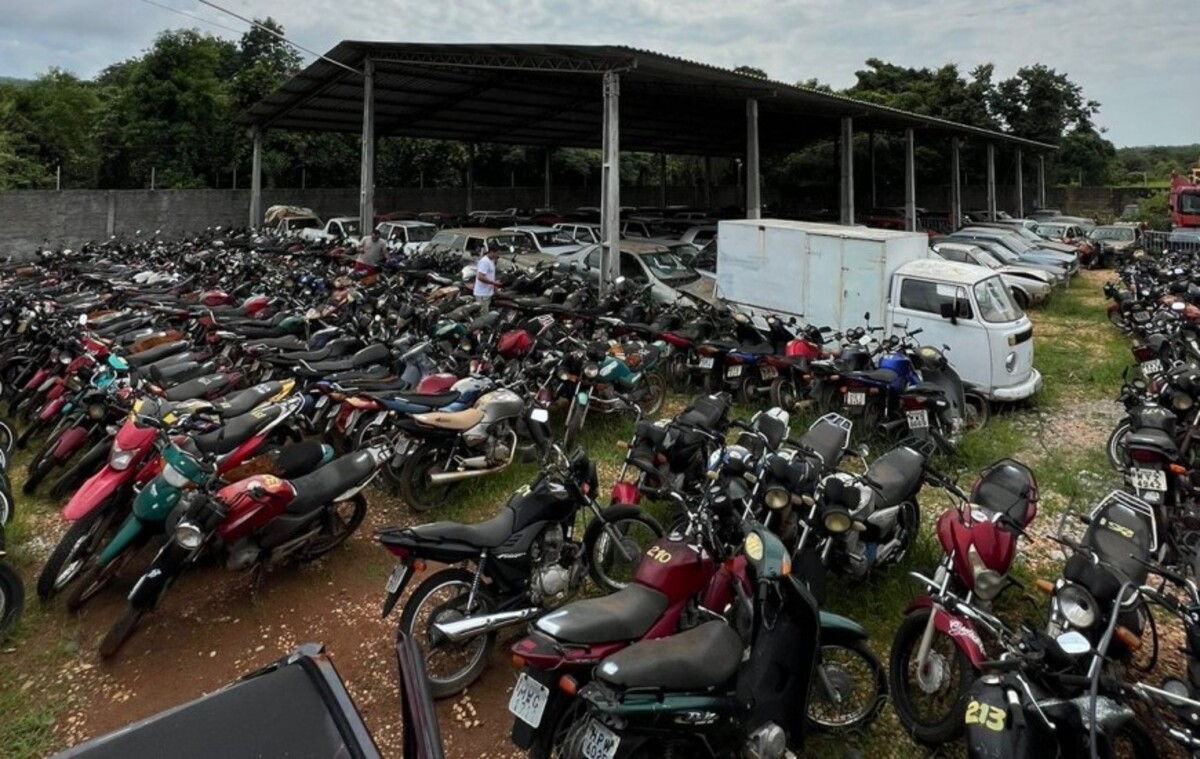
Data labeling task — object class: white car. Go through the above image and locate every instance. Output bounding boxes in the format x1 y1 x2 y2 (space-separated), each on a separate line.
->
376 220 438 255
679 224 718 246
301 216 362 245
932 241 1054 309
501 226 582 256
554 222 603 245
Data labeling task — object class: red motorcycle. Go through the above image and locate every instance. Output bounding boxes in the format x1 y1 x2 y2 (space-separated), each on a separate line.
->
887 459 1038 745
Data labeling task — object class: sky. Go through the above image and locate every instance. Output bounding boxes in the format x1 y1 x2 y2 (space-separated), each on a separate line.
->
1 0 1194 147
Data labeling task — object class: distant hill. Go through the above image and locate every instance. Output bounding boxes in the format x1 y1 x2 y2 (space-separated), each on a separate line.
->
0 76 32 88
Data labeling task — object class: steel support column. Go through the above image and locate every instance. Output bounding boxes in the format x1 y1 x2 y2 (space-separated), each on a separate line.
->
839 118 854 225
466 142 475 214
658 153 667 210
904 128 917 232
986 143 997 220
358 58 376 237
703 156 712 209
950 138 962 230
869 131 877 209
1015 149 1024 217
746 99 761 219
1038 155 1046 209
600 71 621 291
544 149 552 208
249 125 263 229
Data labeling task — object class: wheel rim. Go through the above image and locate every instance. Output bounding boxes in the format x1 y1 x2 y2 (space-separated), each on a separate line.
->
305 499 362 556
56 516 111 590
592 518 660 590
411 579 490 687
901 633 964 726
808 645 879 727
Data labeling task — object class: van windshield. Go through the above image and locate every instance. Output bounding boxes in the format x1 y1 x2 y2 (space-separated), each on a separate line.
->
973 277 1024 323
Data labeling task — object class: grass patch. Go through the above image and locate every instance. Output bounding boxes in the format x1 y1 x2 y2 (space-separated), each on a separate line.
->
1029 278 1129 407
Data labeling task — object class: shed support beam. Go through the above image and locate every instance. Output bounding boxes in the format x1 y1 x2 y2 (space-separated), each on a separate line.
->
249 126 263 229
869 131 877 209
658 153 667 210
986 143 997 220
703 156 712 209
904 128 917 232
1038 155 1046 209
746 99 761 219
544 149 552 208
466 142 475 214
839 118 854 225
600 71 621 292
950 138 962 230
358 58 376 237
1015 149 1024 217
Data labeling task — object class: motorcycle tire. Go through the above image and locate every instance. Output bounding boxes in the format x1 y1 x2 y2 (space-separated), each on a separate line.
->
399 443 459 513
563 399 588 453
583 509 664 593
64 551 129 612
15 415 44 451
1107 419 1131 471
0 420 13 454
37 504 119 601
22 455 56 496
807 635 887 732
770 376 801 412
0 488 11 526
398 567 496 699
1107 309 1130 333
963 393 990 432
888 608 975 745
99 605 146 659
701 371 721 396
527 698 587 759
637 373 666 418
736 377 757 407
298 494 367 562
0 560 24 644
665 351 689 388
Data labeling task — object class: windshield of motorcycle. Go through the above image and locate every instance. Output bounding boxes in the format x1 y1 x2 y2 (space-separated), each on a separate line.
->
163 443 210 485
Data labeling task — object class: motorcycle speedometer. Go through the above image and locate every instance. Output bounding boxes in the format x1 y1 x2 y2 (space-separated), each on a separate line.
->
1057 582 1098 630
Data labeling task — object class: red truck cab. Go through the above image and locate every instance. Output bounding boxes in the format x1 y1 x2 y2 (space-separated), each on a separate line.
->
1170 172 1200 229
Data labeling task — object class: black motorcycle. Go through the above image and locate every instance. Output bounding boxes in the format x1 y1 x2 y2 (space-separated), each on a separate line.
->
376 410 663 698
0 523 23 644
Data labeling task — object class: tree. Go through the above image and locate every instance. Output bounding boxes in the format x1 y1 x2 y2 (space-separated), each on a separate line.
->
734 65 769 80
18 70 102 187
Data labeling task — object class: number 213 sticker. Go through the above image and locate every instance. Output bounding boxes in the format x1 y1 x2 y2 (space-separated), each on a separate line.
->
964 700 1006 731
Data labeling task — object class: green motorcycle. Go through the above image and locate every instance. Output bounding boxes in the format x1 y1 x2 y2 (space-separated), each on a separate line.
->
560 340 666 451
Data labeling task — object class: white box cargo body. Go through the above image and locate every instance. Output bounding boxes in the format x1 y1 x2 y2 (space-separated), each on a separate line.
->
715 219 929 330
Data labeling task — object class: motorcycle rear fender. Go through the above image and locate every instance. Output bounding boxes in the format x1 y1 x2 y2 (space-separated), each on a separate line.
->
63 467 133 521
51 425 91 462
819 610 869 641
39 396 65 421
905 597 987 668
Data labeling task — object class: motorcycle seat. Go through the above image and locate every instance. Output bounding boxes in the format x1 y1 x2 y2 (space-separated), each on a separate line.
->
865 446 926 504
851 369 899 386
405 508 515 549
701 338 738 352
295 344 391 378
244 335 308 352
151 360 216 387
796 421 847 466
737 342 774 356
193 404 284 456
676 394 728 429
594 620 741 690
266 338 359 365
906 382 946 397
1126 429 1178 455
372 391 460 408
214 381 286 418
411 408 485 431
285 450 378 514
125 340 191 367
535 583 669 644
163 373 237 402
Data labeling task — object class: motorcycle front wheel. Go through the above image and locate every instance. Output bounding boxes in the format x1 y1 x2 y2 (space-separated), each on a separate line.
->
583 511 664 592
398 567 496 699
807 636 887 732
99 605 146 659
37 503 120 600
0 560 25 644
888 608 975 745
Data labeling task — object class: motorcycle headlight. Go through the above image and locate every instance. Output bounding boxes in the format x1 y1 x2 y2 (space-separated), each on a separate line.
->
86 403 107 421
161 463 191 488
1057 582 1098 630
967 546 1004 601
173 520 204 550
557 368 572 382
822 504 852 534
109 447 135 471
764 486 790 511
1173 392 1194 412
459 339 472 352
584 363 600 379
66 376 83 392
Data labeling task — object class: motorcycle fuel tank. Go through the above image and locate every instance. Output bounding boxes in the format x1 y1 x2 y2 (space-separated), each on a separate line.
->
215 474 298 544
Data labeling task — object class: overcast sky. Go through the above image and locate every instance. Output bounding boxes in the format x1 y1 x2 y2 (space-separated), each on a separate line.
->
2 0 1194 147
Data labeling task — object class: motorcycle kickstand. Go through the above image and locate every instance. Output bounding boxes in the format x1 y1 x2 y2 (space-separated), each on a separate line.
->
247 564 267 604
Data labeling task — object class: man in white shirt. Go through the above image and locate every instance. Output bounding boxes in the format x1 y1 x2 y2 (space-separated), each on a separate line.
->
474 247 501 311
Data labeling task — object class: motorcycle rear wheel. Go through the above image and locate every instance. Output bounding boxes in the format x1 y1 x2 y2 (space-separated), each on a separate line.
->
99 606 145 659
888 608 974 745
398 567 496 699
298 495 367 561
399 444 459 513
0 561 24 644
22 455 56 495
1106 419 1131 471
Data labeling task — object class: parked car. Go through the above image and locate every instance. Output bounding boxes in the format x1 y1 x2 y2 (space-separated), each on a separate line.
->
526 241 717 306
501 225 582 256
554 221 603 244
1026 208 1064 222
947 231 1075 282
975 221 1079 255
621 217 676 239
931 241 1054 308
525 208 566 226
263 206 322 237
1087 224 1140 265
917 210 957 235
302 216 363 245
952 227 1078 275
678 224 719 246
1033 221 1088 244
1046 215 1097 233
951 238 1068 286
964 209 1014 222
424 228 534 257
862 207 908 231
376 220 438 255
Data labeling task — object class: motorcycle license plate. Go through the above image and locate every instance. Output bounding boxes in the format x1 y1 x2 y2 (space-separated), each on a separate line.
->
385 563 410 594
508 673 550 728
1131 468 1168 492
726 365 743 379
760 365 779 381
845 391 866 407
698 357 714 369
580 720 620 759
906 409 929 429
1141 359 1163 376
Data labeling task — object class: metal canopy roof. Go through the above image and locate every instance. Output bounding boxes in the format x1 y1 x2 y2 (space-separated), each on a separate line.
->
241 42 1056 157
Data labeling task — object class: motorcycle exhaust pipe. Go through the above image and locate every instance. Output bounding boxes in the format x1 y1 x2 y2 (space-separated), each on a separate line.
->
432 607 541 643
427 430 518 484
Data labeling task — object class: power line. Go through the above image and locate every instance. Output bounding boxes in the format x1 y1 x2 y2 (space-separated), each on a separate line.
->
194 0 363 76
133 0 246 37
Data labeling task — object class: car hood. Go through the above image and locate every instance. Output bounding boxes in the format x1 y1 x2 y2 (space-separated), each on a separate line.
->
540 244 582 256
998 266 1054 284
1035 240 1076 253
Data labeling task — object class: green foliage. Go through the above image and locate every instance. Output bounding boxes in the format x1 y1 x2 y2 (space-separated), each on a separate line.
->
733 65 769 80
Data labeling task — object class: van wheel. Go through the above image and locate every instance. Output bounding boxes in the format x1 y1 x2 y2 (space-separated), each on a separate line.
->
963 394 989 431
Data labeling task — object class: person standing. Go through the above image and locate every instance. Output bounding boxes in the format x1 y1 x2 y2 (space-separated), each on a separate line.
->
474 247 501 310
355 229 387 274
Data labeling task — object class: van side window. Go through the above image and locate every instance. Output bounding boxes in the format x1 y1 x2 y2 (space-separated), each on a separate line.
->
899 279 973 319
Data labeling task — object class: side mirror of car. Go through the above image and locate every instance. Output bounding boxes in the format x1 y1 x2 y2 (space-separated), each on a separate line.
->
939 301 958 325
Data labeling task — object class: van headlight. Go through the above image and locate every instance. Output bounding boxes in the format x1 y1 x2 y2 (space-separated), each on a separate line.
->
173 521 204 550
1057 582 1098 630
1005 352 1017 373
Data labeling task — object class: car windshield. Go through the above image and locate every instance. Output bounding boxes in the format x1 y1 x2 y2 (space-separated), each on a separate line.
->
1180 192 1200 215
974 276 1024 323
533 231 576 247
1090 227 1136 242
407 226 436 242
1035 224 1066 238
970 248 1003 268
292 218 320 230
340 220 361 236
973 240 1020 265
488 234 531 253
640 251 699 283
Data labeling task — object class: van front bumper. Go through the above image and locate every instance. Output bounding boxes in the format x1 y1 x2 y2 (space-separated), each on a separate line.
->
988 369 1043 402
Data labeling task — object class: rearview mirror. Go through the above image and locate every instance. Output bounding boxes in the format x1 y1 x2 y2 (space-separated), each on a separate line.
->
939 302 958 325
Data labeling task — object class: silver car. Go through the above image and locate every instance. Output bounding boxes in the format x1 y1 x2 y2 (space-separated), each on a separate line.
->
932 242 1054 308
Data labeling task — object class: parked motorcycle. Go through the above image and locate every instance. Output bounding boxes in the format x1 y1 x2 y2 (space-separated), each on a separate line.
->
0 523 23 643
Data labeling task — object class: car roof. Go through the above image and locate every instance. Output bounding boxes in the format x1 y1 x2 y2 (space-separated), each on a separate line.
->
436 227 519 237
502 225 562 233
379 220 435 228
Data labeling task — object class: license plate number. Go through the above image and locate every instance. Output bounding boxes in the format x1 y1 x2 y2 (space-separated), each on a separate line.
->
760 365 778 380
385 563 410 594
580 720 620 759
845 391 866 407
907 409 929 429
1141 359 1162 376
508 673 550 728
1131 468 1167 492
726 365 743 379
698 357 714 369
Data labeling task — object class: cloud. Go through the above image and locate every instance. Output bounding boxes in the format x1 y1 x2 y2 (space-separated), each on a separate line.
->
1 0 1192 145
